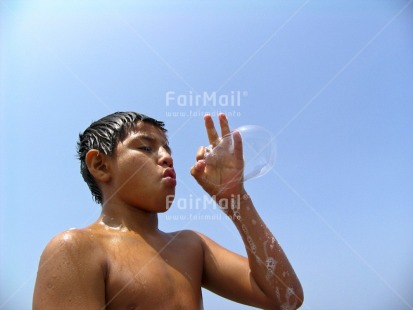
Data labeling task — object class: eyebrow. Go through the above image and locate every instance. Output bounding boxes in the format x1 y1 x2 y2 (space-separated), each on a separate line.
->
132 133 172 154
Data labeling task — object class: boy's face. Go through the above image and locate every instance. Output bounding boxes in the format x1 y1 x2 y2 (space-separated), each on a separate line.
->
107 121 176 212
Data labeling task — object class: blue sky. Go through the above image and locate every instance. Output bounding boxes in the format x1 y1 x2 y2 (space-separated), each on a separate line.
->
1 1 413 309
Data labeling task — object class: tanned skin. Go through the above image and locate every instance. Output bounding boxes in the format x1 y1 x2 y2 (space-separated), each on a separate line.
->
33 113 303 309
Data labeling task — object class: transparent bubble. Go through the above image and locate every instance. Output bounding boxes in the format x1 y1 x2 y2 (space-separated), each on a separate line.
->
204 125 276 185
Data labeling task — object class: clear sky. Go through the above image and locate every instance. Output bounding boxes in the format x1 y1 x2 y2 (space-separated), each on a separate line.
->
1 1 413 309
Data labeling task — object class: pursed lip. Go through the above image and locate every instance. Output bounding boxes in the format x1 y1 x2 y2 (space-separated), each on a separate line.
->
162 168 176 180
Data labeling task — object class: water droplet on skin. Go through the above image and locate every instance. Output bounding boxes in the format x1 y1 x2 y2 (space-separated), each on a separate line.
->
265 257 277 272
275 286 281 303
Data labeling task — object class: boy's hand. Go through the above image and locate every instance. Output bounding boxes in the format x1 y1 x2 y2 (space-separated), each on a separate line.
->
190 113 246 200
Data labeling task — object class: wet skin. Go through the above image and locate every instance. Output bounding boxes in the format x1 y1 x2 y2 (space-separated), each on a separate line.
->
33 115 303 310
35 223 205 309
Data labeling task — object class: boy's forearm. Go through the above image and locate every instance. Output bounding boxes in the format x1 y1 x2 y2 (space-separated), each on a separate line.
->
218 192 303 308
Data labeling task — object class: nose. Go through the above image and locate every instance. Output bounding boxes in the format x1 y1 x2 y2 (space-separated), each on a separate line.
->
158 147 173 168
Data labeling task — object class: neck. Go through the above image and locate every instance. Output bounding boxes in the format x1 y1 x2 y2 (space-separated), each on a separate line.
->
98 201 159 235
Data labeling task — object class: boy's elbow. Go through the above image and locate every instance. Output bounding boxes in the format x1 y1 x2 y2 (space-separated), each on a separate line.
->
274 284 304 310
293 283 304 309
295 293 304 309
293 286 304 309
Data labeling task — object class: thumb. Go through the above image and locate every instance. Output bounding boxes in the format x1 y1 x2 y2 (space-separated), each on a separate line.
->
190 160 217 196
190 160 206 182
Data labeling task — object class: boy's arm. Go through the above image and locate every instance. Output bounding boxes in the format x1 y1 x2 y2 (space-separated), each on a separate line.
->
190 114 303 309
196 194 303 309
33 229 106 310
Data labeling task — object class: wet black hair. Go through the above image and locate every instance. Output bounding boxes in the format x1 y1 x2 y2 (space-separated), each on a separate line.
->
77 112 167 204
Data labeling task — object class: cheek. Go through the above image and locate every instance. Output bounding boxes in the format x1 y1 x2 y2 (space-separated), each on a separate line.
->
136 159 158 178
122 157 157 184
121 153 153 170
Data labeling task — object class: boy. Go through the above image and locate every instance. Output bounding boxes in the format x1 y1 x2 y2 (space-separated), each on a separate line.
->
33 112 303 309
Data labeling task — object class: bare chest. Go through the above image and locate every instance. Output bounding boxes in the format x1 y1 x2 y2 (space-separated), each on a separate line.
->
103 234 203 309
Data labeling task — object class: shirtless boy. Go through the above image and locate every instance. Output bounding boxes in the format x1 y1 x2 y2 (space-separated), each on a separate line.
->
33 112 303 309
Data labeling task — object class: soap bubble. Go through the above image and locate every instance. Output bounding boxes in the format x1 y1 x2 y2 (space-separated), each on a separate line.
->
204 125 276 185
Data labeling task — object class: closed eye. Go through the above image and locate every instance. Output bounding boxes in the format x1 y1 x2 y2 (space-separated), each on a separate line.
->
138 146 153 152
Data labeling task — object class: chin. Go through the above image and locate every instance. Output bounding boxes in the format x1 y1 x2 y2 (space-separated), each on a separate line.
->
157 208 170 214
162 194 175 212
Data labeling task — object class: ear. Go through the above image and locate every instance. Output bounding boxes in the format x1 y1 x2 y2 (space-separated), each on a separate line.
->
85 149 111 183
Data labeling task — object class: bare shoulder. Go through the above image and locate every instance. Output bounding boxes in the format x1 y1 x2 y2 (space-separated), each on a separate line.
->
41 228 103 259
37 227 108 278
167 230 226 254
164 229 206 258
33 228 107 309
168 229 204 245
36 227 107 281
46 228 94 246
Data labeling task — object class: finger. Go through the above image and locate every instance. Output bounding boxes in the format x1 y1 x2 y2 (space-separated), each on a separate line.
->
204 114 220 146
232 130 243 161
190 160 206 180
218 113 231 137
218 113 233 151
195 146 206 161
